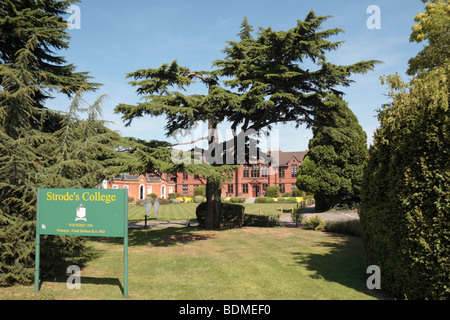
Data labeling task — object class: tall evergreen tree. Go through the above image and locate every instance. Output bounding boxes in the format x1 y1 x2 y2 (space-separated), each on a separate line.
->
296 94 367 212
0 0 99 102
0 0 108 285
116 11 379 229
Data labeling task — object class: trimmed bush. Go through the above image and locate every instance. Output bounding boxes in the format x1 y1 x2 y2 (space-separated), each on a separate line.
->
196 202 245 229
254 197 266 203
254 197 274 203
244 214 281 227
277 197 297 203
230 197 246 203
194 195 204 203
265 186 280 198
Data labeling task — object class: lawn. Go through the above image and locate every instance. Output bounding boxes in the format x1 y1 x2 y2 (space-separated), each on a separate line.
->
0 225 391 300
128 202 299 222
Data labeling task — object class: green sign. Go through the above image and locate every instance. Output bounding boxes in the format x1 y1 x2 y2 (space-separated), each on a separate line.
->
38 189 127 237
35 188 129 298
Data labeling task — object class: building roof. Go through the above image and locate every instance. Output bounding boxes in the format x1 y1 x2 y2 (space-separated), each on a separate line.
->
113 175 140 181
271 150 308 166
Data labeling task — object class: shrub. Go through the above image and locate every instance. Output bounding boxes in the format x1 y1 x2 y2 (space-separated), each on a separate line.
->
157 198 169 205
194 186 206 197
277 197 297 203
293 187 304 197
254 197 274 203
302 216 325 230
168 193 179 199
282 192 292 197
292 203 305 227
265 186 280 198
230 197 246 203
324 220 360 237
169 198 181 204
244 214 281 227
147 193 158 200
196 202 245 229
194 195 204 203
254 197 266 203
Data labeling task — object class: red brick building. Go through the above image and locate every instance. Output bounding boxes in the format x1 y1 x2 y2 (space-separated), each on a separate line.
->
104 150 308 200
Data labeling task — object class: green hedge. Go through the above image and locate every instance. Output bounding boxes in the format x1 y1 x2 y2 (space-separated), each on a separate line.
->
196 202 245 229
254 197 274 203
243 214 281 227
230 197 246 203
360 67 450 299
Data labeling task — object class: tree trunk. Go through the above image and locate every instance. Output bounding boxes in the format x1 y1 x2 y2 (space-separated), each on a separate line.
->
205 177 221 229
204 119 222 229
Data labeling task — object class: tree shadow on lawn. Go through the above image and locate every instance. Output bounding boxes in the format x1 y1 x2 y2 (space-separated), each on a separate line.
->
39 276 125 296
291 233 392 300
93 226 213 247
129 227 214 247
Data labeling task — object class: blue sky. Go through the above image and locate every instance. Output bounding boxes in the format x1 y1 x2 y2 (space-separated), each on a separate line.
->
46 0 426 152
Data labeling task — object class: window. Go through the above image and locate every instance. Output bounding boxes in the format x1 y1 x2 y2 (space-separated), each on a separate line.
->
262 184 268 193
183 185 189 194
227 184 234 194
139 185 145 200
148 186 152 194
251 165 260 178
242 184 249 194
279 184 285 194
112 185 118 189
291 164 298 178
261 164 268 177
279 168 285 178
243 165 249 178
292 184 296 193
123 185 129 189
183 172 189 180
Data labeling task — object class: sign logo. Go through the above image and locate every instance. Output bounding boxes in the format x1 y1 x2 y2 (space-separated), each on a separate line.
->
75 203 87 222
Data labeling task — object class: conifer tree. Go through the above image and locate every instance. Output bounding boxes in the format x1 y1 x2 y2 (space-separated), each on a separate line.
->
115 11 379 229
296 94 367 211
0 0 109 285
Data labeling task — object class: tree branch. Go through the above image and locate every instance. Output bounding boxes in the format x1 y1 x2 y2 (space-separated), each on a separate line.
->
171 136 208 146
